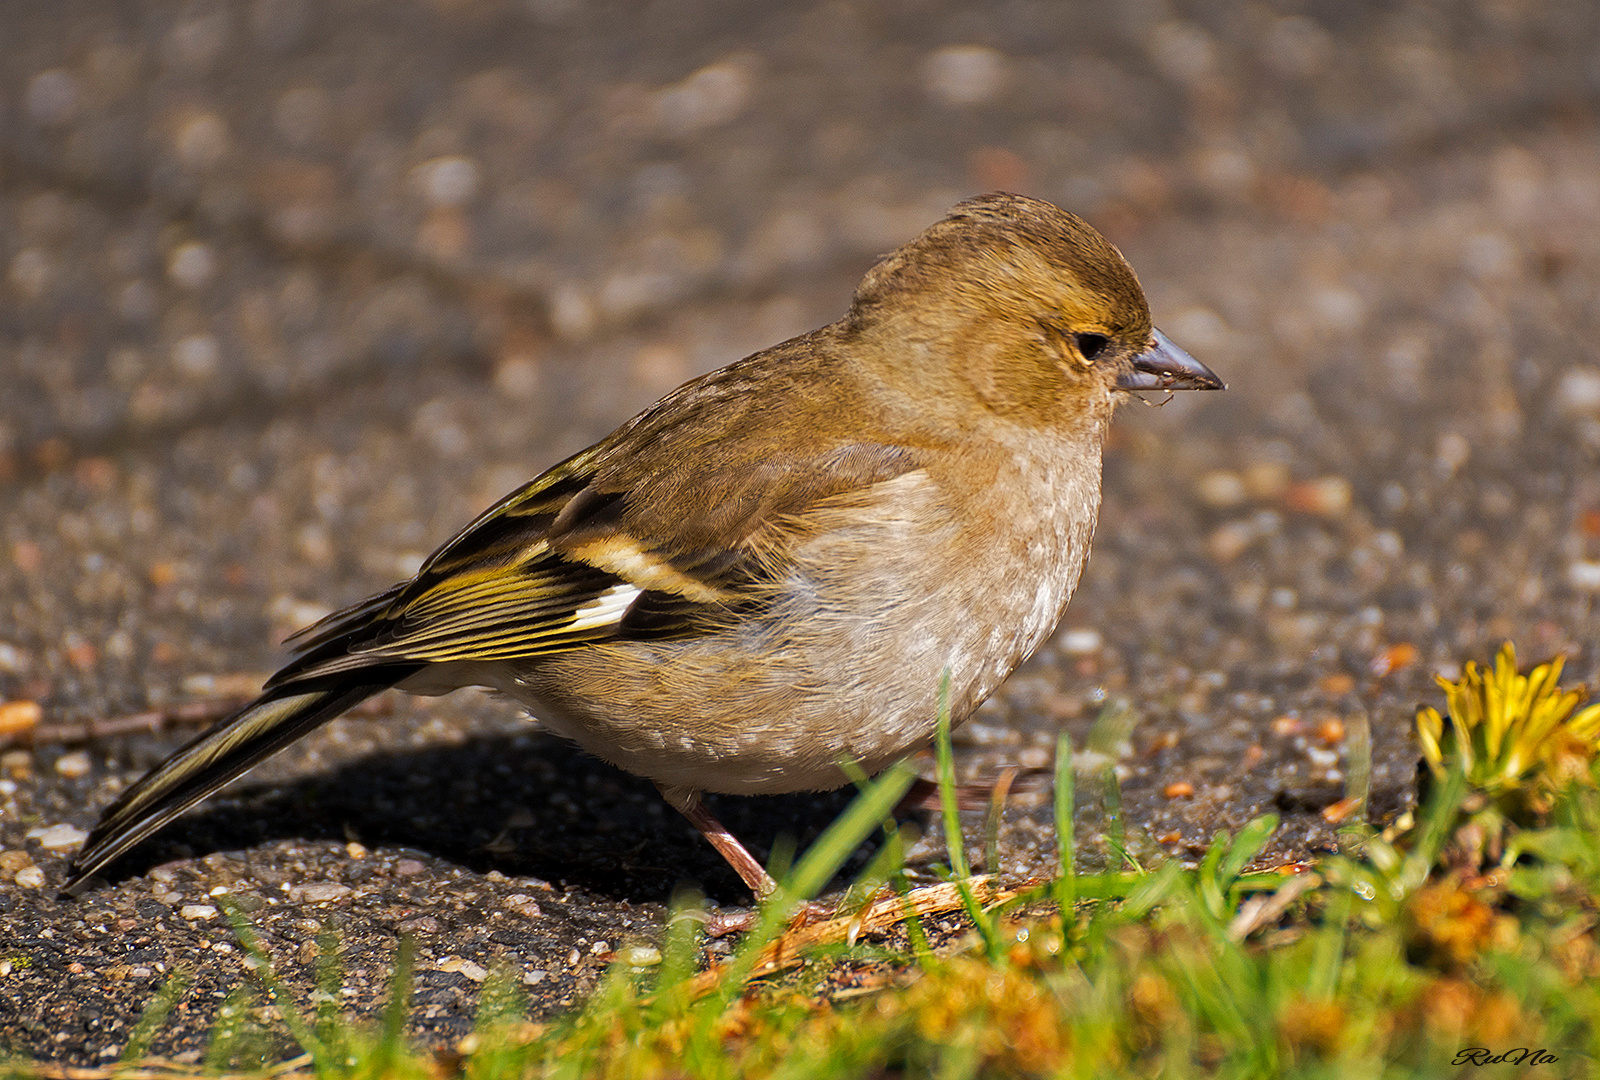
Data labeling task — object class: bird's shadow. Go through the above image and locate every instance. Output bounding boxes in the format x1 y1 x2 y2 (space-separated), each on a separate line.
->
96 731 864 906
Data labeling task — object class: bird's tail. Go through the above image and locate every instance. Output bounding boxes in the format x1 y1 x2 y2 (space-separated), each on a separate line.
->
63 678 399 896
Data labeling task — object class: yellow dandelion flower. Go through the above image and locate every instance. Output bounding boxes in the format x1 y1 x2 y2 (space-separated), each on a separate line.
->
1417 643 1600 809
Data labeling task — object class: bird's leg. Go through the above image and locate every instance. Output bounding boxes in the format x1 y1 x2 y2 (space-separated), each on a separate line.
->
656 783 832 937
657 783 777 897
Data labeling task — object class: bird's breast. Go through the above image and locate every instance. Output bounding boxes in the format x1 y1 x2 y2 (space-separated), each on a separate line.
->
498 439 1103 796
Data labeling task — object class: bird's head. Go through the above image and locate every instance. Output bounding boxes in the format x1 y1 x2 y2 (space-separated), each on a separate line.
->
847 193 1221 426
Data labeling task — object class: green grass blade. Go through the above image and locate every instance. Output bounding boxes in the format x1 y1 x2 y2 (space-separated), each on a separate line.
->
934 672 970 883
651 887 706 1017
222 897 326 1065
119 967 189 1064
202 983 266 1073
1399 762 1467 895
313 922 346 1066
1308 886 1352 999
1099 764 1138 872
1054 728 1077 921
1199 829 1231 918
892 847 939 972
473 961 527 1034
839 819 910 918
1219 815 1279 886
933 673 1004 960
374 935 417 1073
983 779 1004 877
1343 710 1372 837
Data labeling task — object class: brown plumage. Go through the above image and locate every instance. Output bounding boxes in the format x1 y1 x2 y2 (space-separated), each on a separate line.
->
65 193 1221 899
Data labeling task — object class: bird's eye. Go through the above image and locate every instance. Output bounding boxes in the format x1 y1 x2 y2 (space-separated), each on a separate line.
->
1074 333 1109 361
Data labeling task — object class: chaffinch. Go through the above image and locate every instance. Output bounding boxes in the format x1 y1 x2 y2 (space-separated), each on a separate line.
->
66 193 1221 898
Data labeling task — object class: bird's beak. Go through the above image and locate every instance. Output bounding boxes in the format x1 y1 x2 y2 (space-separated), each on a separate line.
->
1116 329 1225 391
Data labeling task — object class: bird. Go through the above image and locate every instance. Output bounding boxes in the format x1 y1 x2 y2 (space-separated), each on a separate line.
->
64 192 1222 899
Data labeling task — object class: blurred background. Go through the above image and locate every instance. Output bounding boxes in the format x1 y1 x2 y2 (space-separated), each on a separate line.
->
4 0 1599 709
4 0 1600 1059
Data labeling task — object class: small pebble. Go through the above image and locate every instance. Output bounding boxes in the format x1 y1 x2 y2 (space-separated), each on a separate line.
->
439 956 488 981
1320 797 1363 824
288 882 352 903
395 858 426 876
1558 368 1600 417
8 250 50 300
1162 781 1195 799
651 59 753 135
27 823 88 851
1270 715 1302 737
1147 731 1180 753
1208 520 1258 564
172 334 220 379
619 944 662 967
1317 674 1354 696
1435 433 1470 477
0 643 28 674
1059 627 1102 655
1568 561 1600 592
493 355 542 401
412 156 481 208
26 69 80 127
179 905 218 921
1369 642 1418 676
922 45 1008 106
345 841 369 860
505 894 543 919
1314 717 1346 745
167 242 217 289
175 112 229 168
1284 476 1352 518
1243 462 1290 499
0 701 41 737
1148 21 1217 85
54 751 92 779
0 851 33 873
14 867 46 889
1197 470 1247 508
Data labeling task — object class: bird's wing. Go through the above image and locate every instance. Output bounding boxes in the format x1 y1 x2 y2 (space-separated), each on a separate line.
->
269 439 922 686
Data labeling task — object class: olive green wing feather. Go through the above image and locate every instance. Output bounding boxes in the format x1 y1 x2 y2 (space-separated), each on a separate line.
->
270 439 921 687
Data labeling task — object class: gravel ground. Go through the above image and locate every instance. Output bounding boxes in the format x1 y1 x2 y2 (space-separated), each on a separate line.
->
4 0 1600 1065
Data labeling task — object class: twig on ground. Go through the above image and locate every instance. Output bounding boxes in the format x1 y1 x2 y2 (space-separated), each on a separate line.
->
688 877 1020 997
1 693 397 751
